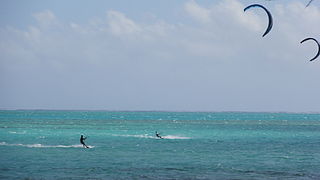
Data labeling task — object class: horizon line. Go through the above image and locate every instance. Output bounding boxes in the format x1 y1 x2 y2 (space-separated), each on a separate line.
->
0 108 320 114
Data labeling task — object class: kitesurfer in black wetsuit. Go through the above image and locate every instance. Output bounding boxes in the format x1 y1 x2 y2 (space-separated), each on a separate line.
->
80 135 89 148
155 131 163 139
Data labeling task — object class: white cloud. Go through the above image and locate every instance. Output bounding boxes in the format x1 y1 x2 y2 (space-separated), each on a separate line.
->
275 2 320 37
107 10 141 35
184 0 263 33
33 10 58 27
222 0 262 32
184 0 211 23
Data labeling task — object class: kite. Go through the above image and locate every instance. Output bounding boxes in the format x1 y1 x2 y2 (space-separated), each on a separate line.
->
300 37 320 61
244 4 273 37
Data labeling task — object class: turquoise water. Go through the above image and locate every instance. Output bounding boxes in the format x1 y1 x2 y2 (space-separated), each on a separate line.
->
1 110 320 179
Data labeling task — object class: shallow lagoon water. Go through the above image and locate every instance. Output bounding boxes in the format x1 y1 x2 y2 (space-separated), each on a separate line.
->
1 111 319 179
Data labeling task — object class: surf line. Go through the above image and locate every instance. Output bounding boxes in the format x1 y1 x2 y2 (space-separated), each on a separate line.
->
0 142 94 148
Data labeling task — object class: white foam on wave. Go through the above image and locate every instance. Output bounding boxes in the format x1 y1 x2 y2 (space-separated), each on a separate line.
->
113 134 157 139
0 142 94 148
113 134 191 140
9 131 26 134
161 135 191 139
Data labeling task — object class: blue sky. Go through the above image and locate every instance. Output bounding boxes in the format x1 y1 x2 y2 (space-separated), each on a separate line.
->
1 0 320 112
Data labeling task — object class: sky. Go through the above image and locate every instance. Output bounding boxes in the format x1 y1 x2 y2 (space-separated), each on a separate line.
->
1 0 320 112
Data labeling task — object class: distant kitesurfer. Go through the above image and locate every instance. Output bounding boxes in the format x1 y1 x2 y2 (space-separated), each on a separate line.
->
80 135 89 148
155 131 163 139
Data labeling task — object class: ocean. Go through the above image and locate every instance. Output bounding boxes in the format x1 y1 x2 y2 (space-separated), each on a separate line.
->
0 110 319 179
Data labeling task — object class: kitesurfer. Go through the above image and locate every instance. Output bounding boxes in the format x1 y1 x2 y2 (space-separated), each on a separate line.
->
80 135 89 148
155 131 163 139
